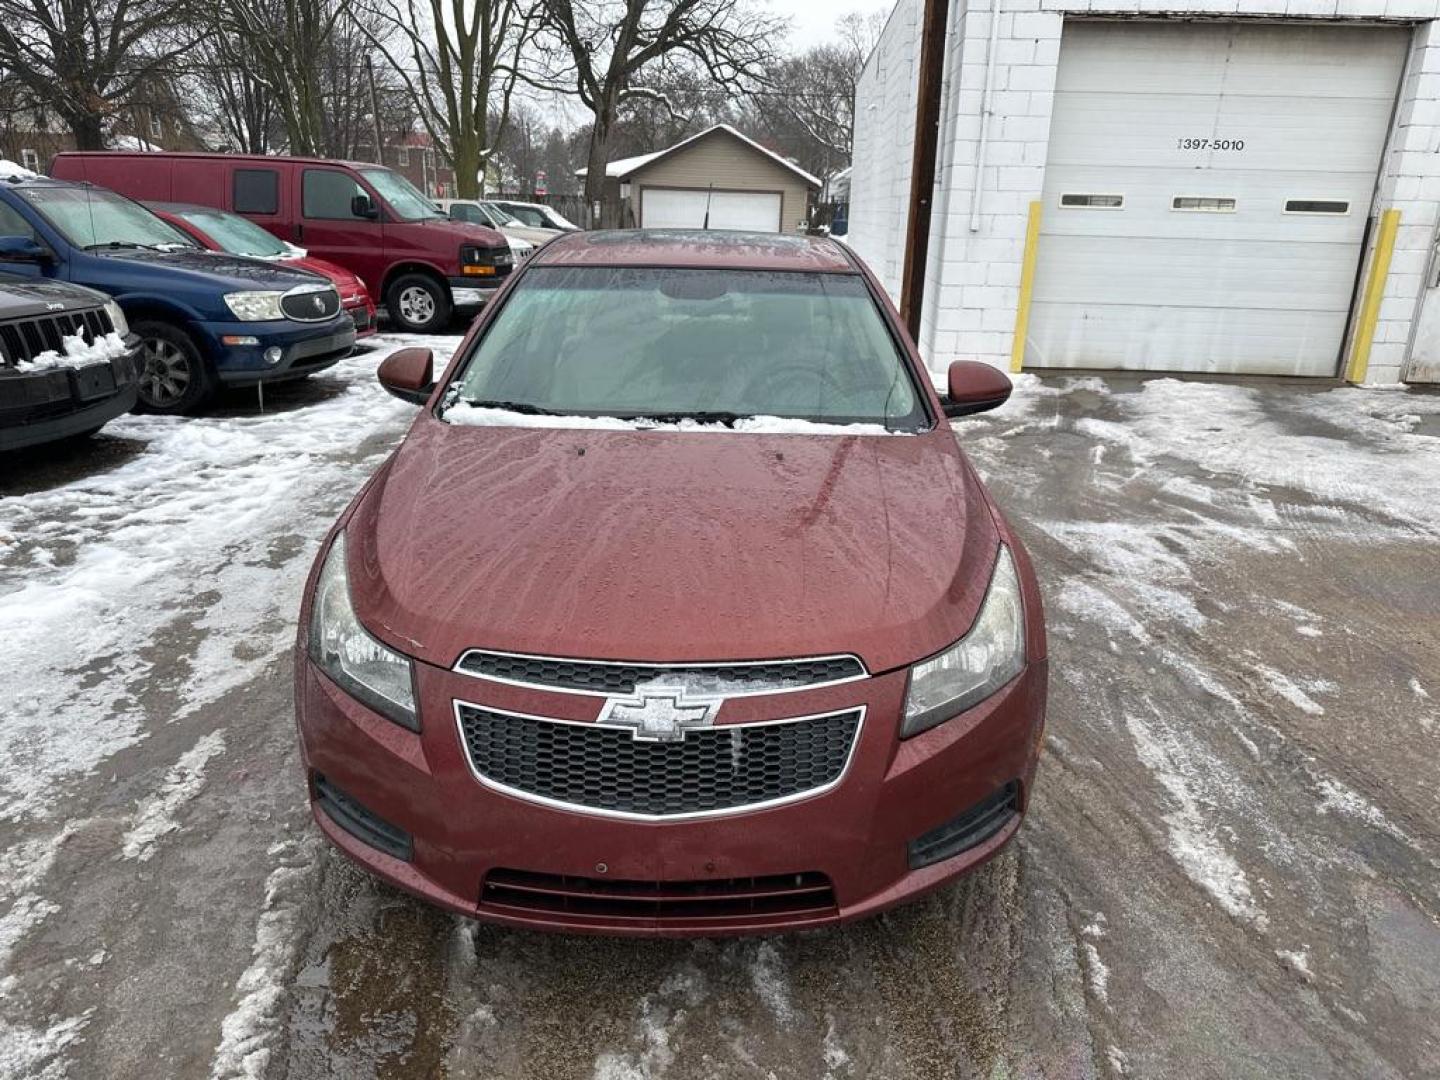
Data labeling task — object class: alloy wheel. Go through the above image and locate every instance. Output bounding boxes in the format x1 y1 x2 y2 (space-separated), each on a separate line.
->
141 338 192 407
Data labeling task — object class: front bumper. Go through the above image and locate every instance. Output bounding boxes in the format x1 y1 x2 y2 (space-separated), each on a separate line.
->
0 346 141 452
344 296 378 338
447 275 506 307
196 316 357 386
295 652 1046 936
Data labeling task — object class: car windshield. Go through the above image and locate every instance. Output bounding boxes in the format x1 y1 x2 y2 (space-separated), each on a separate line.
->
541 207 578 230
501 204 544 228
479 202 519 226
444 267 927 431
178 209 289 258
23 187 197 250
360 168 444 221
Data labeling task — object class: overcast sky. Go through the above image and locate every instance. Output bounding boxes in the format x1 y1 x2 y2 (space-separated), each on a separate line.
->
773 0 891 50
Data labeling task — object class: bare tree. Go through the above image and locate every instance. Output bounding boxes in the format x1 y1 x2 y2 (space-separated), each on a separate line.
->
0 0 199 149
219 0 355 154
190 30 282 153
742 10 883 181
362 0 539 197
530 0 784 223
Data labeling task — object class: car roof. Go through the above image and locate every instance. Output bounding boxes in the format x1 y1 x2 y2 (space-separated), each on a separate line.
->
531 230 856 273
57 151 382 171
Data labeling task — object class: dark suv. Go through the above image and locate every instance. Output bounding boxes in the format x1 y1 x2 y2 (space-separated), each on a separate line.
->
0 273 141 451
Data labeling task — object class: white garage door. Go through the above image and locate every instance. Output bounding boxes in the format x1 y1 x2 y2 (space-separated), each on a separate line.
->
1028 22 1407 376
641 188 783 232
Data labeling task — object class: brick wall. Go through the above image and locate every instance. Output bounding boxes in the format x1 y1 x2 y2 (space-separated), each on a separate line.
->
849 0 1440 383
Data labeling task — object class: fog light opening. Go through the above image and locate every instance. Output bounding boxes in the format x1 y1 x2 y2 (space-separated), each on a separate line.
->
264 346 283 365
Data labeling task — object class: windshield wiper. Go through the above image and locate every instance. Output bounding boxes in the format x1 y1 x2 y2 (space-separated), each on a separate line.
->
458 398 569 416
84 241 160 252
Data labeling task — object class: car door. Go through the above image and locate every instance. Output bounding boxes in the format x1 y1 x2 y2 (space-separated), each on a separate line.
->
296 167 386 284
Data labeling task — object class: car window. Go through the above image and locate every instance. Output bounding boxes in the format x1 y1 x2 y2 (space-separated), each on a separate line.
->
180 209 288 257
303 169 370 220
445 267 926 430
0 201 35 240
18 186 196 250
359 168 445 221
479 202 519 226
234 169 279 215
503 205 544 227
449 203 484 224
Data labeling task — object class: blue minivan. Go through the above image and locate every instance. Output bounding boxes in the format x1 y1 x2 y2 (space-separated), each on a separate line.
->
0 176 355 413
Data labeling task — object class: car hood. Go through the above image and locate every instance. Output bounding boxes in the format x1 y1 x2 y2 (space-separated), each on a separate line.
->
108 249 325 290
407 215 507 248
286 255 365 294
347 415 1001 675
0 274 106 317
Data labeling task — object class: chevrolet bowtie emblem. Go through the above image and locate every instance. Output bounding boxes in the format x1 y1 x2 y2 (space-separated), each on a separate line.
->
597 685 722 742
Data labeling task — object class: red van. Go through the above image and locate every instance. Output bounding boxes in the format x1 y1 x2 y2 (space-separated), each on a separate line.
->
50 152 515 333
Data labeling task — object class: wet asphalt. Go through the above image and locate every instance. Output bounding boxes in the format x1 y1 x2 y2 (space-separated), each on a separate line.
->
1 344 1437 1079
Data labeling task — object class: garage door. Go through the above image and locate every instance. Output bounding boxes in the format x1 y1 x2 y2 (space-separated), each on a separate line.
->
640 188 783 232
1027 22 1407 376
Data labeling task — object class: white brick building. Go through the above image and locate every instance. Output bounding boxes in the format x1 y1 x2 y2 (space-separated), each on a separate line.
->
850 0 1440 384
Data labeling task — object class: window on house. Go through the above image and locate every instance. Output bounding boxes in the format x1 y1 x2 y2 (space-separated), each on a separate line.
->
1060 193 1124 209
20 149 39 173
398 146 409 166
233 169 280 215
149 114 163 139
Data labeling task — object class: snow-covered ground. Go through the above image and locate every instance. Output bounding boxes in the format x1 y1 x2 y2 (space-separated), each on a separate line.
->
0 355 1437 1079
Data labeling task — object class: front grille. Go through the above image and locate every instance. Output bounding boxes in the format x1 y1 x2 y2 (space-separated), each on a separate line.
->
482 868 837 923
455 651 865 694
280 286 341 322
0 308 113 368
457 705 862 818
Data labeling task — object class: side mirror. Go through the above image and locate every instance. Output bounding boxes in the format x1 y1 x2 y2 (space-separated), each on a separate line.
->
0 235 52 262
941 361 1012 418
377 347 434 405
351 193 379 220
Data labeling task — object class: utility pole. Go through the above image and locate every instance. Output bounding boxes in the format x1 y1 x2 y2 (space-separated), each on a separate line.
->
365 54 385 166
898 0 950 341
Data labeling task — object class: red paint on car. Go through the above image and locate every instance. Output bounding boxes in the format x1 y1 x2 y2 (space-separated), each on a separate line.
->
294 231 1047 935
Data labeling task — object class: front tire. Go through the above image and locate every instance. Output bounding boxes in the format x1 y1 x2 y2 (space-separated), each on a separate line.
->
386 274 451 333
133 321 216 415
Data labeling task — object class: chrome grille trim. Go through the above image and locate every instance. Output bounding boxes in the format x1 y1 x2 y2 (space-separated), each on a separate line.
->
452 700 866 821
452 648 868 697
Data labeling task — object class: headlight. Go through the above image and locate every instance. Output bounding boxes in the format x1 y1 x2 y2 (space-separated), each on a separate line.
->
307 532 418 730
901 546 1025 737
224 290 285 321
103 299 129 337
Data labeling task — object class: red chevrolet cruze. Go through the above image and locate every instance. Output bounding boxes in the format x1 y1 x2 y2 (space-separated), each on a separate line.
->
294 230 1047 935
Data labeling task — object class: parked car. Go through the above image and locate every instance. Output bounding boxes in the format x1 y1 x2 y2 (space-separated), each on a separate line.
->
436 199 557 246
51 153 516 333
488 200 580 232
0 177 355 413
0 273 141 451
295 230 1046 936
146 202 377 337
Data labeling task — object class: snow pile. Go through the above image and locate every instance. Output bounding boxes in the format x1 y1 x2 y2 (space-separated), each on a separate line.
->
0 159 38 181
444 401 908 436
14 331 130 373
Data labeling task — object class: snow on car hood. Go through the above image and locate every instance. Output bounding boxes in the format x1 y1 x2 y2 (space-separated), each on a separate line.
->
345 412 1000 674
